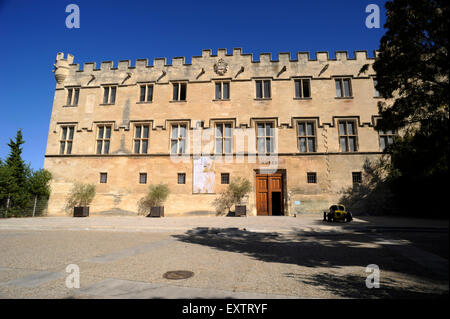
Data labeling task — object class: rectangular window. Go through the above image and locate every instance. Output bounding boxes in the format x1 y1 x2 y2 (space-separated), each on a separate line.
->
139 84 154 102
215 81 230 100
139 173 147 184
178 173 186 184
66 88 79 106
256 122 275 154
294 79 311 98
173 83 187 101
338 120 358 152
221 173 230 184
373 79 380 97
215 123 233 154
352 172 362 184
255 80 271 99
96 125 112 154
378 128 395 151
297 121 316 153
60 126 75 155
103 86 117 104
134 124 150 154
100 172 107 183
335 78 352 98
307 172 317 184
171 123 187 154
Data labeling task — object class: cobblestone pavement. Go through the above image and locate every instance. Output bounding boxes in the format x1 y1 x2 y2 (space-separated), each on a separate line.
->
0 215 448 298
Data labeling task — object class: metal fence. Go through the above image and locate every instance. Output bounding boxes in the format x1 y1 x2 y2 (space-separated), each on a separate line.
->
0 196 48 218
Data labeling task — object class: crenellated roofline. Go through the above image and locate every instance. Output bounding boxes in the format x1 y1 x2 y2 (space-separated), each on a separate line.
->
54 48 378 87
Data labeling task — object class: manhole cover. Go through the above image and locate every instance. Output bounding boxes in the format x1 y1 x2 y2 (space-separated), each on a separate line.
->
163 270 194 280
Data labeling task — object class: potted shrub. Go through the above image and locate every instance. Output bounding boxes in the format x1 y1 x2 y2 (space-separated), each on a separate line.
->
138 183 170 217
65 183 96 217
213 177 252 217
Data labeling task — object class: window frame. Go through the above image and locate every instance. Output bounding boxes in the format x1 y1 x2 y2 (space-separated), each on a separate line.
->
378 128 396 151
139 83 154 103
373 78 381 98
296 120 317 153
256 121 276 154
133 123 150 154
66 87 80 106
352 172 362 184
172 82 187 101
100 172 108 184
307 172 317 184
59 125 75 155
177 173 186 184
96 124 112 155
102 85 117 104
214 122 233 154
170 122 188 155
255 79 271 99
221 173 230 185
334 77 353 98
214 81 230 100
293 78 311 99
139 172 147 184
338 120 358 152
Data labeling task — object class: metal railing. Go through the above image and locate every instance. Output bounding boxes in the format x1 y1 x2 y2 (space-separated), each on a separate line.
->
0 196 48 218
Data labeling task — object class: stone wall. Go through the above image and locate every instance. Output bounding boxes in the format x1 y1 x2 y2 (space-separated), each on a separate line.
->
45 49 385 216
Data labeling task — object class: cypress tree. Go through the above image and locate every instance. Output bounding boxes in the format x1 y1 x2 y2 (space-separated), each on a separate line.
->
4 129 30 215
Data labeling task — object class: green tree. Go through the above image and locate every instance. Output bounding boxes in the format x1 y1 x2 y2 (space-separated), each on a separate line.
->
213 177 252 215
65 183 96 212
373 0 449 215
28 169 52 199
0 161 14 215
137 184 170 215
3 130 30 215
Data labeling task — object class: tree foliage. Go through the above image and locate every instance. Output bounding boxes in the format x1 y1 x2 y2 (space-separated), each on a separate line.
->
0 130 53 217
373 0 449 215
3 130 29 211
374 0 448 130
137 184 170 215
213 177 252 215
65 183 96 210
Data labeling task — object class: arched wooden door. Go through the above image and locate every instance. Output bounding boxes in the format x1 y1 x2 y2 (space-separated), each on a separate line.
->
256 173 284 216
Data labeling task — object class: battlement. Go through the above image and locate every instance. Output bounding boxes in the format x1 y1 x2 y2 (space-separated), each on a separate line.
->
55 48 378 86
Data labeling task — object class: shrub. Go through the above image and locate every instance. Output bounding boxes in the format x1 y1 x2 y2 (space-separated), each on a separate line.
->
213 177 252 215
65 183 96 210
138 183 170 215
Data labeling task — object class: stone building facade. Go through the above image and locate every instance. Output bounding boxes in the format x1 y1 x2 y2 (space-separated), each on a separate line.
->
44 48 390 216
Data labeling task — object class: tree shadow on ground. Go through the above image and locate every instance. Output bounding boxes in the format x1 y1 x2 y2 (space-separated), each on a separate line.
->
173 228 448 283
283 272 448 298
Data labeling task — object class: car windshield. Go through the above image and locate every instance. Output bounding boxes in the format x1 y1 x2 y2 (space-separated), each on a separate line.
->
330 205 338 211
338 205 345 211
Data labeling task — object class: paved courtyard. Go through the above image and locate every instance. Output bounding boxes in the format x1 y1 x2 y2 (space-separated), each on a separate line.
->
0 215 448 298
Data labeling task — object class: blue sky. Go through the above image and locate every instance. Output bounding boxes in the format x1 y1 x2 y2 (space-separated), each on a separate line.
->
0 0 387 170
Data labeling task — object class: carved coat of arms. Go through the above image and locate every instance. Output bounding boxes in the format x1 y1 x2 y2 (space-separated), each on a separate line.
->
214 58 228 75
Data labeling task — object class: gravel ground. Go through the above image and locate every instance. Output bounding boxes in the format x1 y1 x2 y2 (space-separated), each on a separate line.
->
0 221 448 298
